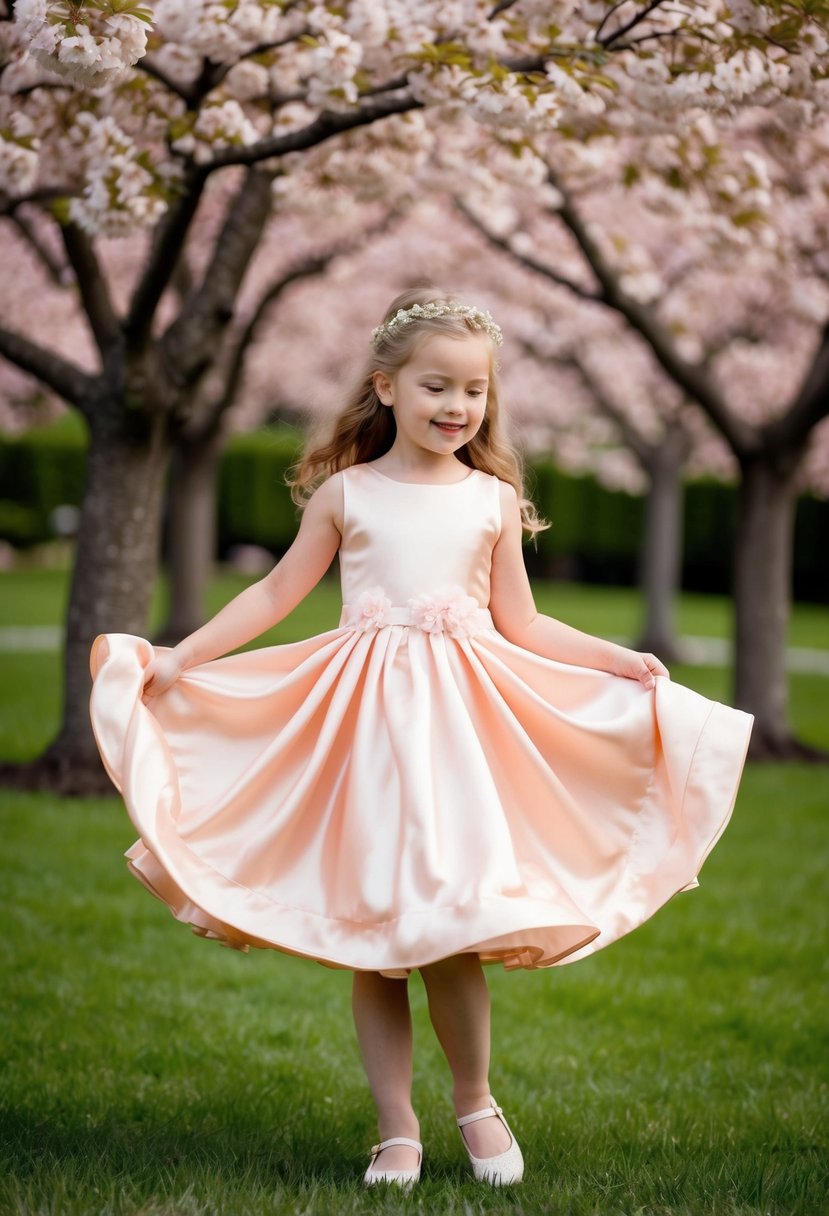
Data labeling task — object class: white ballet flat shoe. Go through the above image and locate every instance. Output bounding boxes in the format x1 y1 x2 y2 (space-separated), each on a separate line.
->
457 1096 524 1185
363 1136 422 1190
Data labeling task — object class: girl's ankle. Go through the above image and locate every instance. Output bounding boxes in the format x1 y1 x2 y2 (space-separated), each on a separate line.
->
453 1088 492 1118
377 1112 420 1143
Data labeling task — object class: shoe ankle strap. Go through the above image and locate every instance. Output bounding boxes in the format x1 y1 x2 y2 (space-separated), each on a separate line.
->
371 1136 422 1153
457 1100 503 1128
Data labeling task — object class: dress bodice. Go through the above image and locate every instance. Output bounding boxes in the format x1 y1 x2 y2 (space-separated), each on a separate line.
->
339 464 502 608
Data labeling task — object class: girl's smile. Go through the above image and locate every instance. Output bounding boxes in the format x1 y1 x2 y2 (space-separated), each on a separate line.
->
372 332 492 471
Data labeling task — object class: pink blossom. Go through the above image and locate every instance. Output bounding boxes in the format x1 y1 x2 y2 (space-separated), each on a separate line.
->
189 99 260 160
2 0 829 510
18 1 149 88
0 107 40 195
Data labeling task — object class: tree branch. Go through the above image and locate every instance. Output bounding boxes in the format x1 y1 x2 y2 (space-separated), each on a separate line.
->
192 211 405 441
522 335 654 464
570 353 656 465
498 53 551 74
5 80 73 99
361 74 411 99
545 167 758 456
205 90 423 170
455 199 600 301
599 0 667 48
0 185 78 214
595 0 633 43
60 221 122 356
0 323 96 412
138 31 312 107
124 164 209 345
764 317 829 450
701 324 761 366
6 211 66 285
135 56 192 102
195 29 312 99
125 93 415 352
609 27 683 51
160 167 275 399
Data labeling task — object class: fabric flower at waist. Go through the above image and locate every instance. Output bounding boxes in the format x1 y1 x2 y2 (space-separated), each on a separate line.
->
343 586 492 638
353 587 392 631
408 588 484 638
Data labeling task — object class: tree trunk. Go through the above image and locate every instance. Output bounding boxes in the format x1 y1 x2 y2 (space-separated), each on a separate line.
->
635 427 688 662
155 429 223 645
733 453 820 760
1 400 170 793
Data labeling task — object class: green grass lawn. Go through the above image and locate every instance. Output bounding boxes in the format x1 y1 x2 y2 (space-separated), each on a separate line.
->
1 569 828 1214
2 566 827 757
2 564 827 648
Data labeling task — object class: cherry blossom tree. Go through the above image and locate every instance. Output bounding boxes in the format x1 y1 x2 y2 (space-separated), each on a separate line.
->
451 106 829 758
0 0 827 788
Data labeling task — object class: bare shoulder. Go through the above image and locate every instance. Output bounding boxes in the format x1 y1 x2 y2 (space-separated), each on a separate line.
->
496 479 521 533
301 471 344 534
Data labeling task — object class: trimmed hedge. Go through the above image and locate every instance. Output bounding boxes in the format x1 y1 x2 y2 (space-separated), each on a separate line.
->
0 413 87 545
793 495 827 603
217 428 302 553
1 419 826 602
530 460 645 585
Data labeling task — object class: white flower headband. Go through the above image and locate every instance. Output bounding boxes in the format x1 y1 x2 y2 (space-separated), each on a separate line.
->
371 301 504 347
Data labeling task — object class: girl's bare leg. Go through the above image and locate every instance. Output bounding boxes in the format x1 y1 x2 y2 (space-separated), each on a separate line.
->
420 954 512 1158
352 971 421 1170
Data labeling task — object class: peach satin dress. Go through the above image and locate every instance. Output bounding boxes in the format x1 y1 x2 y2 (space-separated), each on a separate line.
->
89 464 753 975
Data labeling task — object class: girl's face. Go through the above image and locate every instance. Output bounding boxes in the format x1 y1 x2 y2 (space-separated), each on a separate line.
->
373 332 491 462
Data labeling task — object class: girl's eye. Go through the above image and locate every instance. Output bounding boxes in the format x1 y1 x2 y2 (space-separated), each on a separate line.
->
424 385 443 393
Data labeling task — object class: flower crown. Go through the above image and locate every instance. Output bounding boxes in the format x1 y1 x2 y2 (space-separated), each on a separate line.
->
371 301 503 347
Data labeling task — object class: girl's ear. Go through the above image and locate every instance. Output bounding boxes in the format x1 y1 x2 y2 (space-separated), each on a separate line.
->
372 370 394 407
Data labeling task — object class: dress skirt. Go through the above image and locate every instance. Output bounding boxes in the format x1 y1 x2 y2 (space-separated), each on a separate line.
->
89 617 752 976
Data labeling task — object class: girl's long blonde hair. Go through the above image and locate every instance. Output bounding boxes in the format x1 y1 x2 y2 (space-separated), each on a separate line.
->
288 285 548 537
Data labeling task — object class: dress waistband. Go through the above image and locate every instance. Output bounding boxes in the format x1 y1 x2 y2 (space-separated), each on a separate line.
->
339 586 494 639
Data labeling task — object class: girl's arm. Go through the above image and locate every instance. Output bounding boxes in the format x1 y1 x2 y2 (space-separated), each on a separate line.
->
142 474 343 701
489 482 669 689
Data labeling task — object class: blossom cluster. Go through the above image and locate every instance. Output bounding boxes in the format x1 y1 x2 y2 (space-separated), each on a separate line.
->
305 30 364 112
153 0 289 65
2 0 826 239
2 0 829 514
0 104 40 196
270 112 435 215
617 48 789 118
171 100 261 163
66 113 168 236
14 0 150 88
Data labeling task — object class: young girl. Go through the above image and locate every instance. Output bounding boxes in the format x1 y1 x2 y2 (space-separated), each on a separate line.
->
89 287 753 1189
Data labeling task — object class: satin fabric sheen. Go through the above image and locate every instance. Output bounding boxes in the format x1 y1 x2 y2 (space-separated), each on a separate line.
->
89 464 753 975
